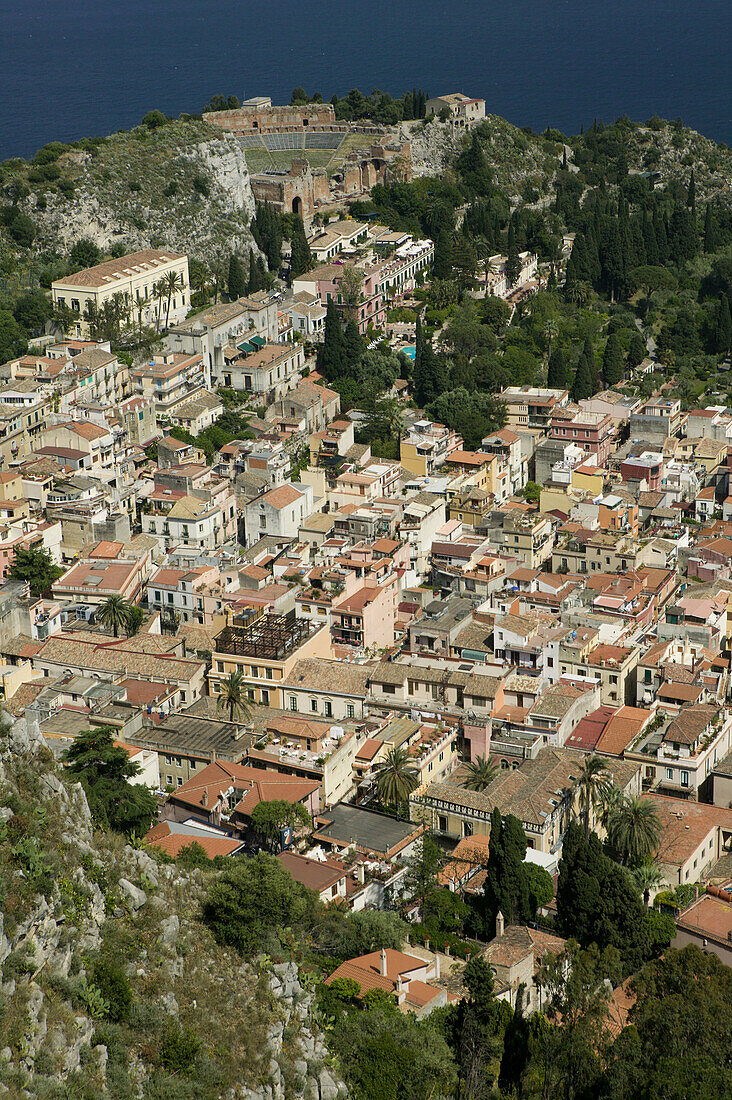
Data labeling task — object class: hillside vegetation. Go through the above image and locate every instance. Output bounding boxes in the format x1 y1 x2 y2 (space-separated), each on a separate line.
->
1 118 256 264
0 719 339 1100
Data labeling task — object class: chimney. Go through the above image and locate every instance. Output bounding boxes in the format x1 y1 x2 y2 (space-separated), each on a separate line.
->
357 862 365 885
379 948 387 977
433 952 440 979
201 788 208 807
496 910 505 938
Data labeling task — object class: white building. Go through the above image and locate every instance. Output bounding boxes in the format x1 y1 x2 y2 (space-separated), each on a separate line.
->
244 483 314 544
52 250 190 338
166 294 280 385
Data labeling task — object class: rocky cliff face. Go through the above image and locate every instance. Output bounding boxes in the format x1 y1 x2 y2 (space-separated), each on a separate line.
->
0 718 345 1100
20 121 257 265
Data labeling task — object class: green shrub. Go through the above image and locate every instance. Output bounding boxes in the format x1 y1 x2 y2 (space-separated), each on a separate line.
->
192 173 210 197
159 1021 200 1075
142 110 168 130
92 958 133 1022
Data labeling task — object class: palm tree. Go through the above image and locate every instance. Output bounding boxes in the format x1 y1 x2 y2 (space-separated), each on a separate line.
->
571 755 611 835
632 861 664 907
97 595 133 638
161 270 184 329
598 782 625 830
463 755 498 792
374 747 419 807
544 318 559 362
216 669 252 725
153 279 168 332
134 290 151 339
190 265 210 305
607 795 662 867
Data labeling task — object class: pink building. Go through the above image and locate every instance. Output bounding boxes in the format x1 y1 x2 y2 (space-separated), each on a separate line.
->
331 581 396 650
550 410 613 466
293 262 386 335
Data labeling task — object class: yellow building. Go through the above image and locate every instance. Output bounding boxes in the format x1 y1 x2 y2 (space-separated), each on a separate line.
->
572 463 605 495
209 611 333 708
52 250 190 338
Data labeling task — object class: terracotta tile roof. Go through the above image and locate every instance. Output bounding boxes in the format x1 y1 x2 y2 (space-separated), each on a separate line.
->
4 680 45 716
261 484 304 510
595 706 652 756
663 704 717 745
646 793 732 867
565 706 615 752
167 759 318 817
144 822 243 859
355 738 383 762
657 682 704 704
57 249 184 288
277 851 346 893
485 925 566 969
34 635 203 684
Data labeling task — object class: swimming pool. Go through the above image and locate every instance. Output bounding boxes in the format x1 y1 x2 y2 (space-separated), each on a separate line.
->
402 345 416 360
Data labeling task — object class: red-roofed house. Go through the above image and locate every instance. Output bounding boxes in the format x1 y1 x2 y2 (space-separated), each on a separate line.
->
161 759 320 832
144 820 245 859
325 947 447 1018
51 556 144 606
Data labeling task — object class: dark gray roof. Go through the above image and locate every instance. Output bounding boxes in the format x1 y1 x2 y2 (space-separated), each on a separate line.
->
127 714 251 761
312 803 422 857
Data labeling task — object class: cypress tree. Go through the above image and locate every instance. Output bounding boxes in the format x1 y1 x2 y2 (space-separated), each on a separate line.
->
653 208 669 263
505 218 521 288
668 204 698 263
227 254 246 301
715 295 732 355
246 248 260 294
343 318 363 370
547 347 569 388
571 337 597 401
642 212 659 265
602 332 624 386
316 299 345 379
703 203 719 254
686 168 696 219
482 809 531 936
290 219 312 279
626 332 646 371
433 231 454 280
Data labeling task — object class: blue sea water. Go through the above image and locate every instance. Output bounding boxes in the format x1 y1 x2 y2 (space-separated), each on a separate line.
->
0 0 730 159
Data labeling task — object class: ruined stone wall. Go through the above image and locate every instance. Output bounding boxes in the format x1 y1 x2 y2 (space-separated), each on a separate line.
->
206 103 336 135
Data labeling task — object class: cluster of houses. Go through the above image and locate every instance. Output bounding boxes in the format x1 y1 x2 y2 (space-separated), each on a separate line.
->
1 243 729 1016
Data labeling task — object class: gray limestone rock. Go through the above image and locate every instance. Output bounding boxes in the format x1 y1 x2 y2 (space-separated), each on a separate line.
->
118 878 147 911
